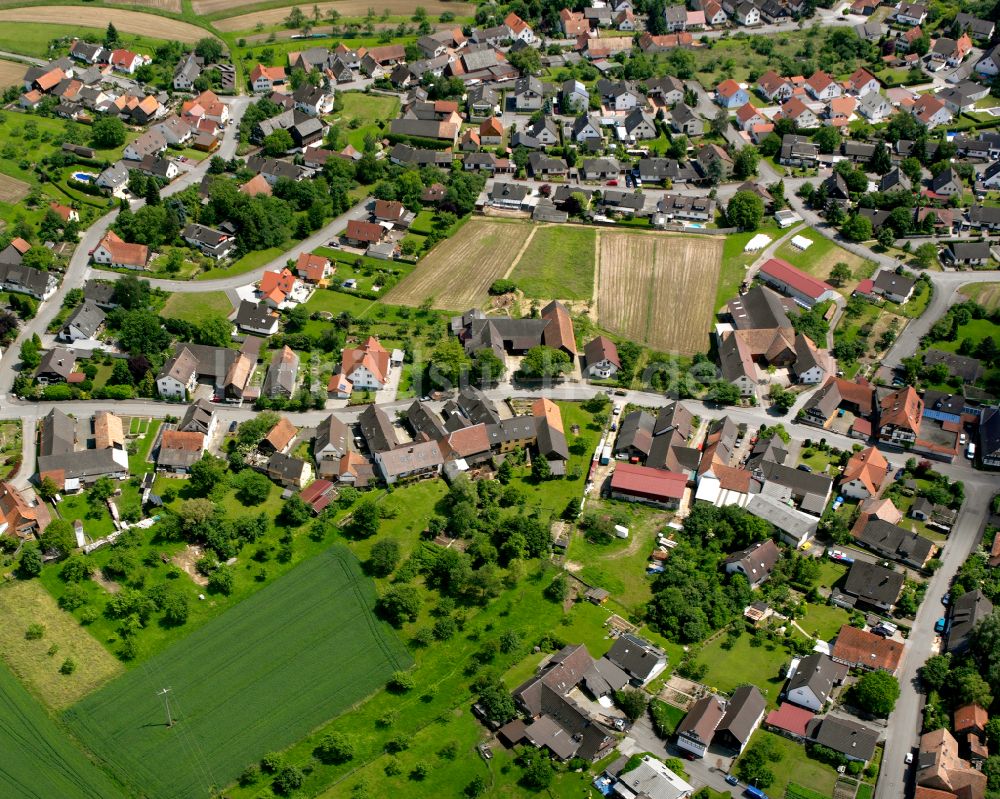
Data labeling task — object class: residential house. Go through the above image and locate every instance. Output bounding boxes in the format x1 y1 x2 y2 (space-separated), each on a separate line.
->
583 336 620 379
859 92 893 123
561 79 589 114
262 346 299 398
344 219 384 247
871 270 915 303
92 231 149 270
59 300 106 343
853 516 935 568
251 63 286 93
714 685 766 755
173 52 203 91
677 696 727 757
806 70 841 101
735 2 760 24
779 134 819 167
736 102 767 131
981 406 1000 468
623 107 657 140
35 348 76 384
329 336 391 398
715 79 749 108
757 70 793 103
948 589 993 654
514 75 544 111
234 300 279 336
504 12 535 43
605 756 692 799
157 430 206 473
955 12 994 41
605 633 668 685
841 560 905 612
123 129 167 162
943 241 992 266
295 252 332 285
182 223 234 260
266 452 312 489
878 385 923 446
670 104 704 136
895 1 927 24
916 728 987 798
777 96 820 128
0 482 50 539
831 625 904 672
723 539 781 588
911 95 952 129
786 653 848 712
375 440 444 485
840 446 889 500
806 717 879 765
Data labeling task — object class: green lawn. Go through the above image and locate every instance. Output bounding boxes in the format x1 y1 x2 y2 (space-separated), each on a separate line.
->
736 730 839 799
0 22 168 59
197 246 288 280
0 662 126 799
717 220 781 311
331 91 401 151
932 318 1000 353
65 546 411 799
509 225 596 301
697 631 795 706
568 500 670 613
960 282 1000 310
799 602 852 641
128 420 161 475
772 229 867 296
161 292 233 325
888 279 931 319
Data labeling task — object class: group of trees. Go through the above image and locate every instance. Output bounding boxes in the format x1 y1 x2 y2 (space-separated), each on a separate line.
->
647 506 775 643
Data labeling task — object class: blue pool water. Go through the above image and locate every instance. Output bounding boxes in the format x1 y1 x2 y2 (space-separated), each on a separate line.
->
72 171 96 183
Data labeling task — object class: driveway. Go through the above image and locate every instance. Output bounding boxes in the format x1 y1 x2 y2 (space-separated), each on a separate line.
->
625 715 737 793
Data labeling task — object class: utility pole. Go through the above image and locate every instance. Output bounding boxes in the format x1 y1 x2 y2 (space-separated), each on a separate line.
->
156 687 174 727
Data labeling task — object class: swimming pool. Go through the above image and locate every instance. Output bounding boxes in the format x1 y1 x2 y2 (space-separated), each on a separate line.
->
685 222 705 229
71 171 96 183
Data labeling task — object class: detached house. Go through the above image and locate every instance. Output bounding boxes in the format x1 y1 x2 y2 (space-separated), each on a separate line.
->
911 95 952 130
840 446 889 500
92 230 149 270
723 539 781 588
251 63 286 93
715 79 749 108
757 70 793 103
846 68 880 97
584 336 620 380
878 386 923 447
805 70 841 101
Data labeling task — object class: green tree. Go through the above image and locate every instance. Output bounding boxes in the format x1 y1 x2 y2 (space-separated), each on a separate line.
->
350 497 380 538
732 146 760 179
812 125 841 154
40 518 76 559
368 538 401 576
232 469 272 505
727 191 764 231
531 454 552 481
869 141 892 175
849 670 899 717
91 117 126 149
194 37 224 63
263 129 294 156
104 22 120 48
914 242 939 269
841 214 873 242
18 545 43 579
477 679 516 724
519 346 571 379
830 262 852 286
38 476 60 501
189 454 227 495
315 732 355 764
376 584 421 626
615 688 649 722
919 653 951 692
707 381 741 406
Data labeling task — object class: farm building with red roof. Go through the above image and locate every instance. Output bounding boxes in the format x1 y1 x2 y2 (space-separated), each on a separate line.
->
610 463 687 509
757 258 838 307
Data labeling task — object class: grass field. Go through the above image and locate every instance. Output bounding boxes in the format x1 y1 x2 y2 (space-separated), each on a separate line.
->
596 230 721 356
0 662 126 799
960 282 1000 310
196 246 287 280
717 220 783 311
737 730 839 799
799 602 852 641
65 546 411 799
332 91 400 151
385 218 534 310
0 172 31 203
0 58 25 89
772 228 868 296
0 9 207 43
212 0 473 28
697 631 793 706
161 291 233 325
0 581 123 710
509 224 596 301
932 317 1000 353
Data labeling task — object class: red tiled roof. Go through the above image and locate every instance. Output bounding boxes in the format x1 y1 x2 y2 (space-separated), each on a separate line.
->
610 463 687 500
161 430 205 452
765 703 814 737
260 267 296 295
345 219 383 243
532 397 564 433
759 258 835 301
716 79 741 97
831 625 903 672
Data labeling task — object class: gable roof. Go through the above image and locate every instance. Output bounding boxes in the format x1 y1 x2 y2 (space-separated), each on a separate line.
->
716 684 766 745
843 560 905 606
832 625 904 671
841 446 888 495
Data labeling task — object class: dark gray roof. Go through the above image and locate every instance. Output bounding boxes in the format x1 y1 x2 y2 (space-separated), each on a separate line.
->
923 349 983 383
728 285 792 330
40 408 75 457
981 407 1000 458
267 451 309 481
83 280 117 307
843 560 904 606
38 448 124 481
178 399 215 435
235 300 276 332
787 653 847 705
359 404 398 453
948 589 993 653
615 410 654 456
715 685 766 746
537 421 569 461
314 413 350 456
0 262 52 297
36 348 75 381
605 633 666 682
456 387 502 426
407 400 447 441
806 716 878 761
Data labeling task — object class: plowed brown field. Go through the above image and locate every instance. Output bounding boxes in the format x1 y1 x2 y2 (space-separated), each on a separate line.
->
385 218 532 311
596 230 721 355
2 7 204 41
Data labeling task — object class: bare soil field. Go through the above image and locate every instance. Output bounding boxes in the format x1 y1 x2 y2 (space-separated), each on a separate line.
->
212 0 473 29
596 230 722 355
2 7 206 41
0 581 123 710
0 58 25 89
385 218 533 311
0 173 31 204
961 281 1000 310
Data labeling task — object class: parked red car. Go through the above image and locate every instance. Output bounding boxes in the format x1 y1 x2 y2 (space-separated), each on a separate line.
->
606 179 618 186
